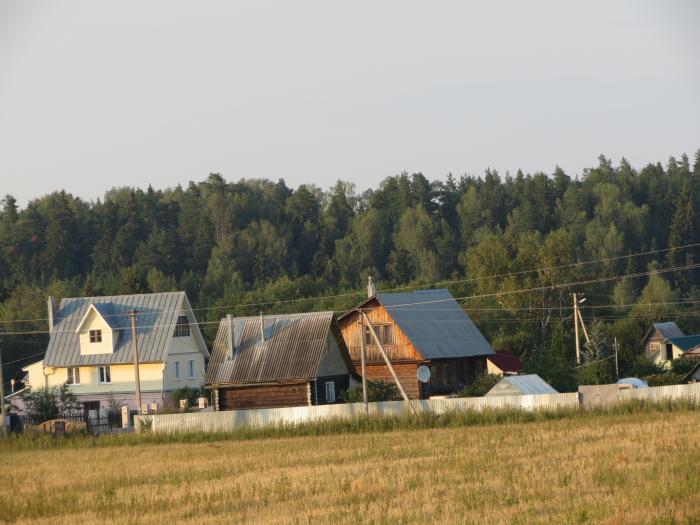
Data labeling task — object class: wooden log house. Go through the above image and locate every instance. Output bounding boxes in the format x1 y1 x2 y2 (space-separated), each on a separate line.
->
205 311 357 410
338 287 495 399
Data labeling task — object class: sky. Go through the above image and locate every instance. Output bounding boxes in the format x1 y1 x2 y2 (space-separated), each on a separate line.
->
0 1 699 206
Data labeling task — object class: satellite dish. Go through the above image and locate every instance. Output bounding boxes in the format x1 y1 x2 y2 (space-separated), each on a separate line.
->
417 365 431 383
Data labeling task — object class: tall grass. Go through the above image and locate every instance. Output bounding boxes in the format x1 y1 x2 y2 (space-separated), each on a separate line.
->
1 398 695 452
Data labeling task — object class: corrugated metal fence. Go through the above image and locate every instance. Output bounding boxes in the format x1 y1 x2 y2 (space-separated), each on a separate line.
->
136 392 579 434
135 383 700 434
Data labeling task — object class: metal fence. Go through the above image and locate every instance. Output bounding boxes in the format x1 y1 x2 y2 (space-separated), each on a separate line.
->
21 411 123 435
619 382 700 403
136 392 580 434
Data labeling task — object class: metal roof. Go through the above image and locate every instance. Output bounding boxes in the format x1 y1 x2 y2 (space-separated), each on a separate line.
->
669 335 700 351
653 322 685 339
486 374 558 396
205 311 352 385
43 292 206 367
375 289 495 359
486 353 523 373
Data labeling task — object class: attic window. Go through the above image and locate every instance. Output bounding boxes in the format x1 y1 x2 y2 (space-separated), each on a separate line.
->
364 324 393 346
89 330 102 343
174 316 190 337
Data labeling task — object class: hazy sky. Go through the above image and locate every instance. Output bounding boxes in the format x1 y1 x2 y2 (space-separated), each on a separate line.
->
1 1 698 206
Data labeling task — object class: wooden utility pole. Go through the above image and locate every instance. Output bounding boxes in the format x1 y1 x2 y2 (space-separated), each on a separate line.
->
0 341 7 437
358 313 368 415
614 337 620 380
360 311 416 414
573 293 581 364
130 310 142 413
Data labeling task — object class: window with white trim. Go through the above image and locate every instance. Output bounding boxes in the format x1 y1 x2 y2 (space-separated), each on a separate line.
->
67 367 80 385
89 329 102 343
188 359 195 379
98 365 111 384
325 381 336 403
174 361 181 381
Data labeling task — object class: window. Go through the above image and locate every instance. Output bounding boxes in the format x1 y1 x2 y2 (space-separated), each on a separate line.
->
67 367 80 385
174 361 181 381
325 381 336 403
188 359 195 379
174 316 190 337
98 365 111 384
89 329 102 343
364 324 394 346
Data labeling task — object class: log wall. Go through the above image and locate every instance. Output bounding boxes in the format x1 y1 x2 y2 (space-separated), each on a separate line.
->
218 381 310 410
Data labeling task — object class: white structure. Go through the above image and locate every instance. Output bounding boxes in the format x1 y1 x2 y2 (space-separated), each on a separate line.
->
12 292 209 413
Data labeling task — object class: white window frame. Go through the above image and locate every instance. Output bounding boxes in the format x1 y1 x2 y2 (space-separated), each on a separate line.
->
174 361 181 381
67 367 80 385
187 359 195 379
98 365 111 384
325 381 336 403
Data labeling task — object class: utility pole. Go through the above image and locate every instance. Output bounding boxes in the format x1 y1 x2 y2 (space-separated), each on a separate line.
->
360 311 416 414
0 341 7 437
614 337 620 380
358 313 368 415
130 310 142 414
573 293 581 364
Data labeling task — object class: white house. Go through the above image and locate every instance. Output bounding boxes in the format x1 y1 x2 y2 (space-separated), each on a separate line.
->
14 291 209 413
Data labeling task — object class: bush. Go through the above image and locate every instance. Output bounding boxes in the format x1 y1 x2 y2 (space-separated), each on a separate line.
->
171 386 210 408
455 374 501 397
643 374 684 387
671 357 698 376
21 384 82 422
628 356 667 377
343 380 401 403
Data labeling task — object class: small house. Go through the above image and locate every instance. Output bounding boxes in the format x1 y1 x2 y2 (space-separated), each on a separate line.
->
485 374 557 397
19 292 209 413
338 286 495 399
486 352 524 376
640 322 700 365
205 312 357 410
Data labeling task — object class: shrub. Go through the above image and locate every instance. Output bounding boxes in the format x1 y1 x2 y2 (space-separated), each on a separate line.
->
21 384 82 422
671 357 698 376
343 380 401 402
171 386 210 408
643 374 684 387
455 373 501 397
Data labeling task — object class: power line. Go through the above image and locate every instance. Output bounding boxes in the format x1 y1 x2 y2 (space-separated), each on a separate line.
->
1 240 698 327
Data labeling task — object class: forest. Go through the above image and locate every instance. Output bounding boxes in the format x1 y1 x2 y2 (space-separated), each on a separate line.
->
1 152 700 391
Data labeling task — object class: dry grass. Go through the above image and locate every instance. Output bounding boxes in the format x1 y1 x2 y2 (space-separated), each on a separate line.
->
1 410 699 524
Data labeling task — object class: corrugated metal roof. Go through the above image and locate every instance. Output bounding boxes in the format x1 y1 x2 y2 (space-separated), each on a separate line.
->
654 322 685 339
205 311 349 385
375 289 495 359
486 374 558 396
669 334 700 351
44 292 196 366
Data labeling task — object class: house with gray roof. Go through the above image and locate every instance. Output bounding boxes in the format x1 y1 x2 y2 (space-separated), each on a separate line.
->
338 285 495 399
640 322 698 365
19 291 209 414
205 311 356 410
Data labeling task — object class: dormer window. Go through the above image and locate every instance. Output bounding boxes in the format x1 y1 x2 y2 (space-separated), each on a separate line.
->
174 316 190 337
89 330 102 343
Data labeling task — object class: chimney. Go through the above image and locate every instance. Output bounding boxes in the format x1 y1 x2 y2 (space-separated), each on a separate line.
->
367 276 376 298
227 314 234 358
259 311 265 343
47 296 56 332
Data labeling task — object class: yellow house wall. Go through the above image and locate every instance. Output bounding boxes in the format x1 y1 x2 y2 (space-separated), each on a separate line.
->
486 360 504 376
40 363 165 394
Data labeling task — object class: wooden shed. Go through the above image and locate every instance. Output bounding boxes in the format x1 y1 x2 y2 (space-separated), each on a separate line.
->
205 312 357 410
338 288 495 399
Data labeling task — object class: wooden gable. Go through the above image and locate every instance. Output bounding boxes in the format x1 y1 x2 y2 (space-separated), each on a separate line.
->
338 299 424 363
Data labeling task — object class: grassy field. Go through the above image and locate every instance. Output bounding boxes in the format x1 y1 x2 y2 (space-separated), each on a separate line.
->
1 408 699 524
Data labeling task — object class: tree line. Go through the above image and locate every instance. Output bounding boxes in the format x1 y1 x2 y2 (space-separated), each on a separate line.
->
1 152 700 391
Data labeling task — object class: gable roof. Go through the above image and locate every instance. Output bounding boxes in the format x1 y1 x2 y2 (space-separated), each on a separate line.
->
653 322 685 339
668 335 700 352
487 352 524 373
486 374 557 396
74 303 124 332
43 292 207 367
205 311 353 385
362 289 495 359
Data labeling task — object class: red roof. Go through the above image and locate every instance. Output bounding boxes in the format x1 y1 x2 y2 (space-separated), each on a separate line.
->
487 352 524 373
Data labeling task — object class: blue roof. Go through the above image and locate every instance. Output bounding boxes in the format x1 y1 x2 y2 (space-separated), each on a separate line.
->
669 335 700 351
376 289 495 359
617 377 649 388
653 322 685 339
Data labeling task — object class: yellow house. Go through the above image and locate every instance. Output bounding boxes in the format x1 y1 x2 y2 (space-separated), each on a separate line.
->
17 291 209 413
